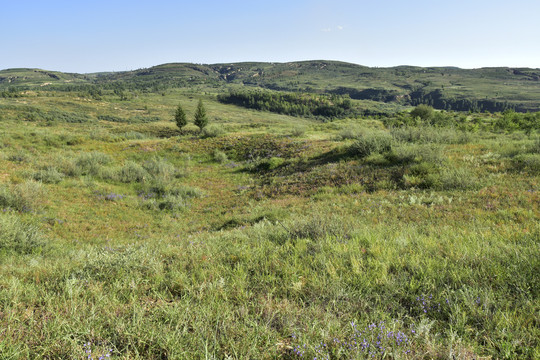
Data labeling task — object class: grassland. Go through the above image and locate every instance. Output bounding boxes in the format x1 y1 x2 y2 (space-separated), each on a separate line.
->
0 82 539 360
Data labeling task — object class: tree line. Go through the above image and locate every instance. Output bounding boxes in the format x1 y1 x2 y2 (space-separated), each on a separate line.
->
217 89 357 119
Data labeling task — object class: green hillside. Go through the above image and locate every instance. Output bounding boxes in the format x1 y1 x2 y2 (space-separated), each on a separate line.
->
2 61 540 112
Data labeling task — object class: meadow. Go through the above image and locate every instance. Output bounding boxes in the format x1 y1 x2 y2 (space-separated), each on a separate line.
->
0 85 538 359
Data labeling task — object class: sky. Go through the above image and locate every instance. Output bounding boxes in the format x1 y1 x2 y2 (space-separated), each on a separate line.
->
1 0 539 73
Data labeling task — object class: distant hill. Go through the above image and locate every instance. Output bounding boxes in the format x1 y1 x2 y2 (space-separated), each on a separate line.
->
2 61 540 112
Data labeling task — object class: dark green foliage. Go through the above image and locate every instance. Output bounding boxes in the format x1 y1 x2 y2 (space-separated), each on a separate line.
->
194 99 208 130
410 104 434 121
494 110 540 133
174 104 187 129
218 89 357 119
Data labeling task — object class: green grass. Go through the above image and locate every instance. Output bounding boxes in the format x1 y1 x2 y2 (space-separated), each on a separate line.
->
0 87 538 359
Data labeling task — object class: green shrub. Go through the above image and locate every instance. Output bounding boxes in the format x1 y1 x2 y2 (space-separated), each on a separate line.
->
290 125 307 137
140 185 203 211
0 181 44 212
116 161 149 183
348 132 393 158
142 157 179 181
74 151 113 176
120 131 147 140
386 144 445 165
8 150 28 163
528 138 540 154
31 167 65 184
213 150 228 164
512 154 540 174
201 124 225 138
437 167 479 190
336 126 363 141
0 213 44 255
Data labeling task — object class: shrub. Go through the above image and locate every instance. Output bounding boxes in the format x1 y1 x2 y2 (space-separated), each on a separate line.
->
120 131 147 140
336 126 363 141
437 167 479 190
386 144 445 165
213 150 228 164
8 150 28 163
0 181 44 212
116 161 149 183
142 157 182 181
290 125 307 137
402 162 441 189
74 152 113 176
528 138 540 154
512 154 540 174
140 185 203 211
201 124 225 138
348 132 393 158
0 213 44 255
410 104 434 121
31 167 65 184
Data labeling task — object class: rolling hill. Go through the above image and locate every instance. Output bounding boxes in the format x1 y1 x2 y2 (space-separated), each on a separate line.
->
2 60 540 112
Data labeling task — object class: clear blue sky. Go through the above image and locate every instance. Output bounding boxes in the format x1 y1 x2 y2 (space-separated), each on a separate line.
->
1 0 539 73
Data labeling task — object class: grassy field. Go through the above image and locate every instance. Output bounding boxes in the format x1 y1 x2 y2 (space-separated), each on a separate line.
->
0 87 539 359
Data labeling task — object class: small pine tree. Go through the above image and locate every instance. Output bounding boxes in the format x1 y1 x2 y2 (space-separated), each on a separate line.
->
194 99 208 130
175 104 187 129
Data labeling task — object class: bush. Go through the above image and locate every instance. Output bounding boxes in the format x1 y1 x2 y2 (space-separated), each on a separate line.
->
142 157 182 181
120 131 147 140
528 138 540 154
140 185 203 212
512 154 540 174
290 125 307 137
410 104 434 121
31 167 65 184
0 181 44 213
116 161 149 183
386 144 445 165
402 162 441 189
201 124 225 138
213 150 228 164
0 213 44 255
8 150 28 163
74 151 113 176
336 126 363 141
348 132 393 158
437 167 479 190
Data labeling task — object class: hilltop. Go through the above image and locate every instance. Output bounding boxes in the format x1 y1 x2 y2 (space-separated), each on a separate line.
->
2 60 540 112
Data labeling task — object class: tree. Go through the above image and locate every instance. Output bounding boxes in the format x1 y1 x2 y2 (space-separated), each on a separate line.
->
410 104 434 121
194 99 208 130
174 104 187 129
